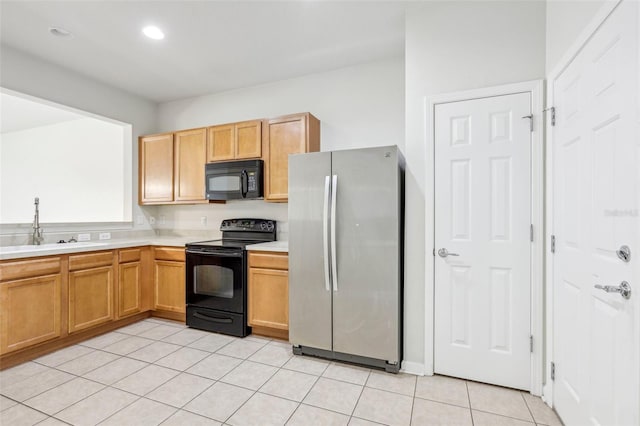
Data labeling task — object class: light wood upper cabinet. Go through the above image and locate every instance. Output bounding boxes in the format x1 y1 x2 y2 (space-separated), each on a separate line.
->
139 129 207 205
207 120 262 162
207 124 235 162
68 252 115 333
139 133 174 204
235 120 262 159
1 272 62 355
264 113 320 202
174 128 207 202
248 251 289 338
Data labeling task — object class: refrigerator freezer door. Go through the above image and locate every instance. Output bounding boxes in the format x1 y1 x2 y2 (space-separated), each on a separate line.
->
288 151 333 351
331 146 401 362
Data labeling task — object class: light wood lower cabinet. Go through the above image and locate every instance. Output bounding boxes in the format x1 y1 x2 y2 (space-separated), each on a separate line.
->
0 273 62 354
68 254 114 333
248 251 289 339
0 245 181 365
153 247 186 315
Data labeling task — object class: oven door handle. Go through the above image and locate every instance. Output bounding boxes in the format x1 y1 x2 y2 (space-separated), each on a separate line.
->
193 312 233 324
186 249 243 257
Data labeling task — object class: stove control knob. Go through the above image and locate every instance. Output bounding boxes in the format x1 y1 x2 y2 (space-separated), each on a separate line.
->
267 222 274 231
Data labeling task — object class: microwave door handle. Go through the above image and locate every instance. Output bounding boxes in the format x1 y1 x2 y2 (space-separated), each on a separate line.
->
241 170 248 198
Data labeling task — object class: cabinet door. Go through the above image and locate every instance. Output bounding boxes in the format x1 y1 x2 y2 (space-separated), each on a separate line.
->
69 266 114 333
0 274 61 354
174 128 207 201
264 113 320 202
207 124 235 162
235 120 262 159
139 133 174 204
248 268 289 330
154 260 185 313
119 262 141 318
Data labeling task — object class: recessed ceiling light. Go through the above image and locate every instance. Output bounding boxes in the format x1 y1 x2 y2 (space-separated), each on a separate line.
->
143 26 165 40
49 26 73 37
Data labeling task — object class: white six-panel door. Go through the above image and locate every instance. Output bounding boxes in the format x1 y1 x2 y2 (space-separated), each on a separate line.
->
552 1 639 424
434 93 532 390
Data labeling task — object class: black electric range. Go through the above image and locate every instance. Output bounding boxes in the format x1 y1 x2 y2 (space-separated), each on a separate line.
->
185 218 276 337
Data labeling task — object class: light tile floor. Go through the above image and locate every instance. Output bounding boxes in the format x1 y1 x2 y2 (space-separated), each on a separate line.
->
0 318 563 426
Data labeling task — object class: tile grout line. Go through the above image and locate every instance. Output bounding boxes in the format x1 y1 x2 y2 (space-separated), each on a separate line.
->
521 391 538 424
467 381 475 426
408 373 418 425
348 368 371 419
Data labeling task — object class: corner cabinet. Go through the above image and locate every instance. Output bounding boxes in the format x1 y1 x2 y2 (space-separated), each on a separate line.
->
264 113 320 202
139 128 208 205
0 258 62 354
248 251 289 339
139 133 174 204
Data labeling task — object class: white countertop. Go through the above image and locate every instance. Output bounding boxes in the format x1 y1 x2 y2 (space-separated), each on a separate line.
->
245 241 289 253
0 237 205 260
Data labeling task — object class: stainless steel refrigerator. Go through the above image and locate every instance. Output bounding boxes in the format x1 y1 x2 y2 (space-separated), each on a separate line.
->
288 145 404 373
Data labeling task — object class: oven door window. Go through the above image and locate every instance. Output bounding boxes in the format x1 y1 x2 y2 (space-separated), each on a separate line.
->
194 264 234 298
186 251 244 313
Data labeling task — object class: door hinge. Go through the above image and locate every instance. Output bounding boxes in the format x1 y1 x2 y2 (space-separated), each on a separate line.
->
551 362 556 380
530 224 534 242
530 335 533 353
551 235 556 253
543 107 556 126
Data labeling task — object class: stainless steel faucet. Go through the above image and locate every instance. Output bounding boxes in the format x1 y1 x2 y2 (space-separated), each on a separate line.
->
32 197 44 245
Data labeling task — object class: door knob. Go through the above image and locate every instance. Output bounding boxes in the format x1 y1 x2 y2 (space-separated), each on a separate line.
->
594 281 632 300
438 248 460 258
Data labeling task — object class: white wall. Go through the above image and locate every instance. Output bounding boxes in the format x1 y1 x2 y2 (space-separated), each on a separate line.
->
0 45 157 233
155 57 405 235
1 118 129 223
404 1 546 371
546 0 608 73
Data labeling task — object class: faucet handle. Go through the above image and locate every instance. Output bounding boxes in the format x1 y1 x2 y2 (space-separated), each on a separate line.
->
68 236 78 243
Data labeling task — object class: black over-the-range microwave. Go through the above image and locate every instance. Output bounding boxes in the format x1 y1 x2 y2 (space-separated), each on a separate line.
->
205 159 264 201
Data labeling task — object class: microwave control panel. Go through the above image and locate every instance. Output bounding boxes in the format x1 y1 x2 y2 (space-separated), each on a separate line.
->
247 171 257 191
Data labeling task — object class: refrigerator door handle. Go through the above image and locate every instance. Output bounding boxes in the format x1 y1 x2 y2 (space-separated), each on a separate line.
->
331 174 338 292
323 175 331 291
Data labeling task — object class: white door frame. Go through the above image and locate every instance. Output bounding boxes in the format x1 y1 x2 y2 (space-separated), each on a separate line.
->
544 0 626 408
424 80 545 396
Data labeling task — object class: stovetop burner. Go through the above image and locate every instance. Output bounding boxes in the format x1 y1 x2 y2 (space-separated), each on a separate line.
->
186 218 277 251
188 239 264 249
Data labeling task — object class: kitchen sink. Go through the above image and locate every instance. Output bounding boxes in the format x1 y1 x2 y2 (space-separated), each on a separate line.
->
0 241 108 254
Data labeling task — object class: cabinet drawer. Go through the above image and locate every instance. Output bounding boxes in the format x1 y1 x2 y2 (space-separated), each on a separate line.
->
0 257 62 282
69 251 114 271
119 248 142 263
248 252 288 270
154 247 185 262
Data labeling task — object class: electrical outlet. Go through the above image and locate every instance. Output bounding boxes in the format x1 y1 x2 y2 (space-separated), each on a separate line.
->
77 233 90 242
99 232 111 240
159 215 166 225
149 216 156 225
136 215 144 225
200 216 207 226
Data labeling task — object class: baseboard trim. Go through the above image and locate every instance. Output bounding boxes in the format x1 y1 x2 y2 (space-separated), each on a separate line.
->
401 360 426 376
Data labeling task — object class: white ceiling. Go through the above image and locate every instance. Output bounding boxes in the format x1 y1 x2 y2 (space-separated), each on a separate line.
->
0 1 406 103
0 92 85 133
